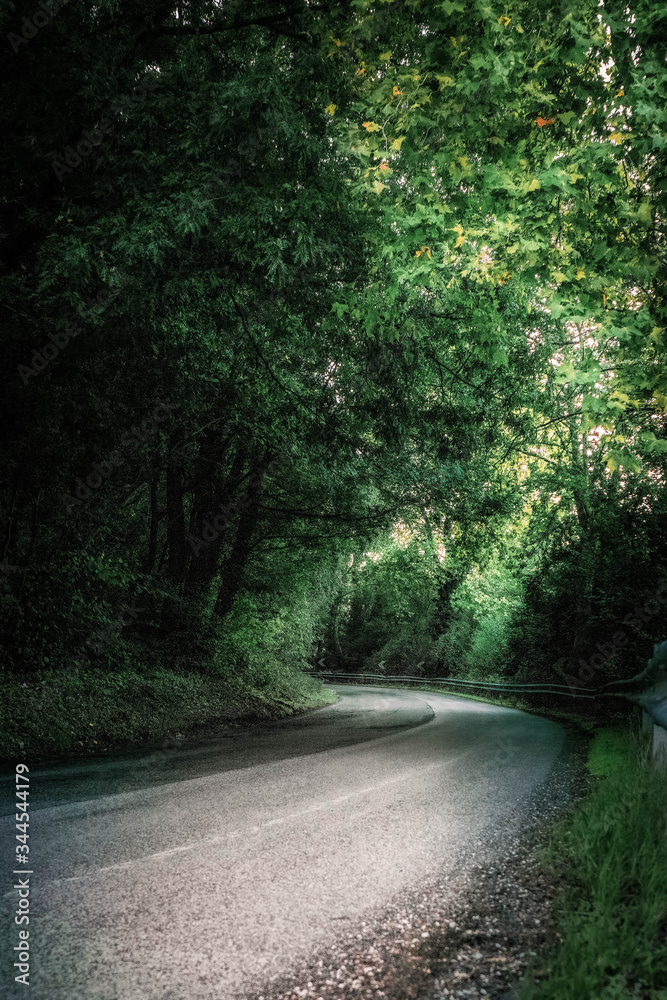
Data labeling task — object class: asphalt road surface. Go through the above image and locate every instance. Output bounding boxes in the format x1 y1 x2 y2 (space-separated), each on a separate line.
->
1 685 565 1000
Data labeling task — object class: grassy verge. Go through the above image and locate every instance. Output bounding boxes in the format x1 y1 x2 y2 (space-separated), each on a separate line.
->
0 667 336 763
519 723 667 1000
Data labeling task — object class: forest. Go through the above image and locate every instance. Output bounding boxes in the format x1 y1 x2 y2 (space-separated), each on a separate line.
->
1 0 666 754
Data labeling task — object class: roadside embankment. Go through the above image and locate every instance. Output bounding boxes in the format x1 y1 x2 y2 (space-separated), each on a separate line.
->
0 667 335 763
519 723 667 1000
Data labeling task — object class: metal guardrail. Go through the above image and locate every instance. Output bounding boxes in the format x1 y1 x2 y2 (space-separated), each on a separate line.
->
314 660 667 766
312 671 596 699
597 641 667 765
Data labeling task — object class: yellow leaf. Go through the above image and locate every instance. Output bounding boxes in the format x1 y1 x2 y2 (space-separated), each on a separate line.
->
609 131 624 144
553 271 568 283
325 103 336 115
362 121 381 132
526 178 540 191
451 223 464 235
650 326 665 342
372 179 386 195
392 86 403 96
515 23 524 32
654 393 667 411
498 15 511 25
455 235 466 247
607 455 619 473
436 74 455 87
458 155 468 170
575 268 586 280
379 51 391 61
391 136 405 151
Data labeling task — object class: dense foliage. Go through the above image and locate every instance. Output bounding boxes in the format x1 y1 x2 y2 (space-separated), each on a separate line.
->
1 0 666 700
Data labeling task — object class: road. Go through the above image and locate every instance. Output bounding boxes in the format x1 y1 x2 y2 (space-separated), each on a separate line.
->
1 685 565 1000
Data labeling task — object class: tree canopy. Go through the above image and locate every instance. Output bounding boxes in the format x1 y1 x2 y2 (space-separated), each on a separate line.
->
1 0 666 693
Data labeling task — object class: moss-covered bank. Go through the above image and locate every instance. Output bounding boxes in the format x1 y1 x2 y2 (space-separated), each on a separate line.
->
0 667 336 763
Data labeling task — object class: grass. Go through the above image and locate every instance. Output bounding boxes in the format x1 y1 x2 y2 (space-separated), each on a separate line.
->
519 723 667 1000
0 666 336 763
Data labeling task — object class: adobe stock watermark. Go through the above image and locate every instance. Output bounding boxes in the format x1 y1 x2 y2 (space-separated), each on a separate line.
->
62 399 177 509
7 0 70 54
17 273 128 385
51 71 161 183
553 579 667 693
73 600 142 670
188 444 295 558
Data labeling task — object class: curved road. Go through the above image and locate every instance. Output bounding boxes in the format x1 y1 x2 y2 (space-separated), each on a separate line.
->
1 685 565 1000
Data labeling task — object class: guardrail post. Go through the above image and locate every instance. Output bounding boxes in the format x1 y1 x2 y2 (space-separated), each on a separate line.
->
653 724 667 769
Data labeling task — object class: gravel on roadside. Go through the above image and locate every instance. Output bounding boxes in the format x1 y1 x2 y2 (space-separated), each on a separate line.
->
242 725 592 1000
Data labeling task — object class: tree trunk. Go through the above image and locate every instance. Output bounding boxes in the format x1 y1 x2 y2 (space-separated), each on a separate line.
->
165 464 188 586
161 463 188 636
143 473 159 574
185 438 247 597
213 458 267 620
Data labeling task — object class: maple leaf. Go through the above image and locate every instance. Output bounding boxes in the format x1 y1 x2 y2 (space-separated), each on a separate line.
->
393 86 403 96
535 117 555 126
325 104 336 116
362 121 382 132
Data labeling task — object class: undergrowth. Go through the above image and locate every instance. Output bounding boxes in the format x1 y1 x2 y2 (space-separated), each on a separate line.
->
520 723 667 1000
0 666 335 762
